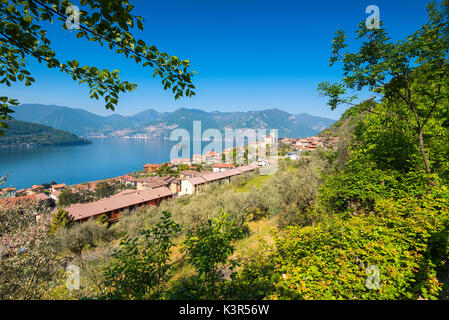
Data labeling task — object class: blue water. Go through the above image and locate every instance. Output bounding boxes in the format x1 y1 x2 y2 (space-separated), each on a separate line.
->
0 138 178 190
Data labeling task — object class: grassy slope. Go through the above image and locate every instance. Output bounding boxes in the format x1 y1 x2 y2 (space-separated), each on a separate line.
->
168 165 296 283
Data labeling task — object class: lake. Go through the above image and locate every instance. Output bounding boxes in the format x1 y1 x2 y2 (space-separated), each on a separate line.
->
0 138 179 190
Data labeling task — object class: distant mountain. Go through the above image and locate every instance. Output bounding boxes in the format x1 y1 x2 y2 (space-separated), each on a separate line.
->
12 104 110 136
11 104 166 136
11 104 335 138
133 109 168 122
135 108 335 138
0 120 91 149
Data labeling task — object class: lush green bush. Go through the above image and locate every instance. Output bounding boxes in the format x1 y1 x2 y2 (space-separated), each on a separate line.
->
229 189 449 300
55 219 115 256
168 211 248 299
103 211 181 299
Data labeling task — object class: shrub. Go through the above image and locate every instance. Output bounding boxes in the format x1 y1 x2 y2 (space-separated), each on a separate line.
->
49 208 73 235
103 211 181 299
55 219 114 256
229 189 449 300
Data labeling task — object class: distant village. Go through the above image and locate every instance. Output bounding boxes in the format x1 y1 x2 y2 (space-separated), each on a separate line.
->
0 135 338 223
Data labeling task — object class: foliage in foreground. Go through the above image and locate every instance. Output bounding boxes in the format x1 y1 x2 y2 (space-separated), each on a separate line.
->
228 189 449 300
103 211 181 299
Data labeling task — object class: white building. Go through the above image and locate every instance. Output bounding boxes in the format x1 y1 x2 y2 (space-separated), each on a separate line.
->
179 177 207 196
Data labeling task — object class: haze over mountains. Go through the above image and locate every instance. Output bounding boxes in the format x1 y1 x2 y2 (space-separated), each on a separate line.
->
11 104 335 138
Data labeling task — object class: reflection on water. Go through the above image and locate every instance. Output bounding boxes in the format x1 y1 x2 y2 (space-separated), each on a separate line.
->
0 138 176 189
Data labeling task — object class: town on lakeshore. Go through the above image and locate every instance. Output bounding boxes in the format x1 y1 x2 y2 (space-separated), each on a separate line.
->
0 135 338 224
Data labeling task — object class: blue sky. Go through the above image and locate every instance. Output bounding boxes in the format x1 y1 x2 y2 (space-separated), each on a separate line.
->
1 0 432 120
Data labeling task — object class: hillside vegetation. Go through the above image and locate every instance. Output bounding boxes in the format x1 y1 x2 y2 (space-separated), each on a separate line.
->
1 0 448 301
0 120 91 149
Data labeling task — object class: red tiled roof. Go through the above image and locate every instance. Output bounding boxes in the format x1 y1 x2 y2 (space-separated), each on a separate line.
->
65 187 173 221
51 190 61 198
201 172 226 182
221 168 241 177
180 170 202 178
144 163 160 168
164 176 180 184
51 184 66 189
137 176 169 188
120 175 137 182
0 193 50 208
212 163 235 168
0 187 16 192
0 194 35 206
187 176 207 186
236 165 255 173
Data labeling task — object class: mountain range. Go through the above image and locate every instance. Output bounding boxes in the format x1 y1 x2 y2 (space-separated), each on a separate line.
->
11 104 335 138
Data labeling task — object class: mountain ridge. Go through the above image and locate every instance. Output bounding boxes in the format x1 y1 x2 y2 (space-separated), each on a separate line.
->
11 104 336 138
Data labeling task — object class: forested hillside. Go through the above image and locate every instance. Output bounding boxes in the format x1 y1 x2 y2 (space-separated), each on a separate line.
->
0 0 448 301
12 104 335 138
0 120 91 149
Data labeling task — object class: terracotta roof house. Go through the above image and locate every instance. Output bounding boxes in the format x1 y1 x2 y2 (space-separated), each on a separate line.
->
179 176 207 196
51 184 66 190
212 163 235 173
136 176 169 191
188 176 207 185
201 172 227 183
50 189 62 202
179 170 202 179
64 187 173 222
0 193 52 209
27 185 44 195
236 165 255 173
50 184 66 198
144 163 161 172
120 175 138 186
164 176 182 194
221 168 242 178
15 189 27 196
0 187 16 198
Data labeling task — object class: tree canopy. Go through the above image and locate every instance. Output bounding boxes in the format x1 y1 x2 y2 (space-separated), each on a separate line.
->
0 0 196 134
318 0 449 178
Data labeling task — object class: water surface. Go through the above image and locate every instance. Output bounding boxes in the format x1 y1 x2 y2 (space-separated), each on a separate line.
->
0 138 176 189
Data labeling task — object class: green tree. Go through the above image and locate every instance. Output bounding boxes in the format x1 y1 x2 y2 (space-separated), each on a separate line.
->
318 0 449 179
49 208 73 235
177 163 190 173
97 214 109 225
0 201 59 299
55 218 111 257
156 162 174 177
95 181 114 199
182 210 246 280
58 188 79 207
104 211 181 299
0 0 196 134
